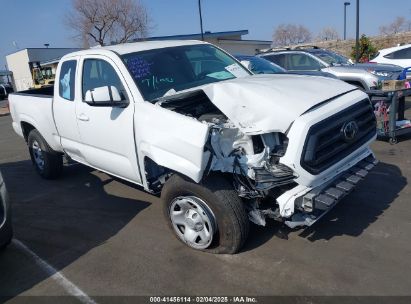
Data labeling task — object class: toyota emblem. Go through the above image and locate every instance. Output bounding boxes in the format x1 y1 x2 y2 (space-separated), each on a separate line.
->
341 121 359 142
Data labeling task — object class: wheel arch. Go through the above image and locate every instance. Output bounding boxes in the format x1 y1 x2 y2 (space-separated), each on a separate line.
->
20 121 36 142
138 143 211 191
143 156 200 193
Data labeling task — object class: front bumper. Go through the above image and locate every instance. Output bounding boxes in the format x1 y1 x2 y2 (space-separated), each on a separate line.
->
284 155 378 228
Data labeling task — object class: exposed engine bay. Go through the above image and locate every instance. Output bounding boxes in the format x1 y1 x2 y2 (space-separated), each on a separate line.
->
156 90 297 225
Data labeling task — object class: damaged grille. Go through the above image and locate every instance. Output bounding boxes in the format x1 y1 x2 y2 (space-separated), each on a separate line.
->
301 99 376 175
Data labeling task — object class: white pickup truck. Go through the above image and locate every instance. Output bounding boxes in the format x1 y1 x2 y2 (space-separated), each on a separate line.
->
9 40 378 254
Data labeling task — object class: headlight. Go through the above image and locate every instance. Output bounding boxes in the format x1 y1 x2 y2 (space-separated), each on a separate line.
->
369 70 391 77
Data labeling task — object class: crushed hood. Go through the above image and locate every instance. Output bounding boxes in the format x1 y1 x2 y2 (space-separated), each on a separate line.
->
201 74 355 134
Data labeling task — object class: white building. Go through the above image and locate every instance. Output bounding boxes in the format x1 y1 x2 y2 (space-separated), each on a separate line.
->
6 48 82 91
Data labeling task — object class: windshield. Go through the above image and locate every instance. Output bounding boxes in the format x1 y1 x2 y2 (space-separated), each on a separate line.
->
122 44 251 102
311 50 350 66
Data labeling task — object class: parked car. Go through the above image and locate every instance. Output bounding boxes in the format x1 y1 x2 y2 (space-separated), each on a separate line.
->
0 170 12 249
258 46 403 90
235 55 337 78
371 43 411 69
0 82 13 100
347 62 404 81
9 40 377 254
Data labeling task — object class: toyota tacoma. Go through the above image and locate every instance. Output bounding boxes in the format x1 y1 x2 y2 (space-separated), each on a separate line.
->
9 40 377 253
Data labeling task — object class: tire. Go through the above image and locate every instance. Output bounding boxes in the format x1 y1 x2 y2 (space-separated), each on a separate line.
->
27 129 63 179
162 174 249 254
0 181 13 250
0 223 12 250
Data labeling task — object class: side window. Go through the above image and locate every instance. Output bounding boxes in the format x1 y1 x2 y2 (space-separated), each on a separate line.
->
384 52 394 59
82 59 126 100
391 47 411 60
59 60 77 101
288 54 321 70
264 54 286 69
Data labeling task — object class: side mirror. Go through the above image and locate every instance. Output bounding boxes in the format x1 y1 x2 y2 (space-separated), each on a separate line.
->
84 86 128 107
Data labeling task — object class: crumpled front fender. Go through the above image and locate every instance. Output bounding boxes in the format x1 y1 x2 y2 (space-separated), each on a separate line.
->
134 102 211 188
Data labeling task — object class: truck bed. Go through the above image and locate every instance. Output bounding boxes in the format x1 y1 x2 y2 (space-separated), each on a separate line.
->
8 85 62 152
13 85 54 97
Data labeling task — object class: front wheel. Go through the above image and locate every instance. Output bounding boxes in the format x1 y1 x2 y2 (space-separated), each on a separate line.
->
162 174 249 254
389 137 398 145
28 129 63 179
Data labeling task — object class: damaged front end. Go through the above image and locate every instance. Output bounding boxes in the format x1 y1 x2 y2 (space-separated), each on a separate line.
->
208 127 295 195
141 75 376 229
208 127 298 226
157 89 298 226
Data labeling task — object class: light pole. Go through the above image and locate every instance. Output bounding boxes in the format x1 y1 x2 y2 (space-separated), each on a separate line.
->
198 0 204 41
344 2 350 40
355 0 360 62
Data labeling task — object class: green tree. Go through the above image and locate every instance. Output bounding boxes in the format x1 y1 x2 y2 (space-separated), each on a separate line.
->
351 34 378 63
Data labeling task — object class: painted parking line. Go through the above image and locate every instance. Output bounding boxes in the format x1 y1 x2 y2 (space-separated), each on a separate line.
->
13 239 97 304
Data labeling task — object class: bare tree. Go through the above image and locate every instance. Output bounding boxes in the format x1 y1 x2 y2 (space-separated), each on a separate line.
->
379 25 390 36
295 25 312 45
272 24 291 46
379 16 407 35
317 27 340 41
272 24 312 46
391 16 406 33
66 0 149 47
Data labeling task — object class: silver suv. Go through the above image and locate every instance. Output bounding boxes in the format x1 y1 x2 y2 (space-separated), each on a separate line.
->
259 46 403 90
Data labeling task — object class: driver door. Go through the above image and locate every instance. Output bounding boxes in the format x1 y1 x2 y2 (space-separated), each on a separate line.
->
75 55 141 184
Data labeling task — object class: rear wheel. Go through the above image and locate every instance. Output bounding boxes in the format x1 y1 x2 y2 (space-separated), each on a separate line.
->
28 129 63 179
162 174 249 254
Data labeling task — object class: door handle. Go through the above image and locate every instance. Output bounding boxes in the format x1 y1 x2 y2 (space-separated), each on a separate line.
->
77 114 90 122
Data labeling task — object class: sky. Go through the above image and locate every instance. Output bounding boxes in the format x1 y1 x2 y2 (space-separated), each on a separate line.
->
0 0 410 68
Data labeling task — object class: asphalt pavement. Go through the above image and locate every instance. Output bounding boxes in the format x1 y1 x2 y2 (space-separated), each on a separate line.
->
0 113 411 302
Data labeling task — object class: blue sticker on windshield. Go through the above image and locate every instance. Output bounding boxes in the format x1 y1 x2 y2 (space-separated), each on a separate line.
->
127 57 153 79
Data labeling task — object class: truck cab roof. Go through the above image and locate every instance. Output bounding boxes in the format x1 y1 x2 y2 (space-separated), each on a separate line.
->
63 40 208 59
